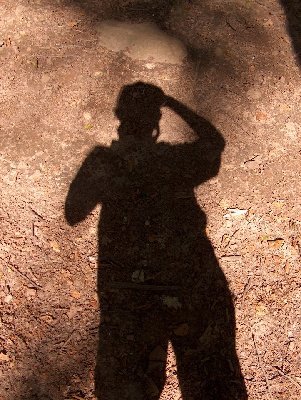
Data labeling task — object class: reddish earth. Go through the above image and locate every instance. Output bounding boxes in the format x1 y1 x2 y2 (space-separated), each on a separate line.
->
1 1 300 399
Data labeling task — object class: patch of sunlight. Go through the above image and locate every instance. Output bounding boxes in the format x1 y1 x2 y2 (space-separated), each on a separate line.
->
97 20 187 64
159 340 182 399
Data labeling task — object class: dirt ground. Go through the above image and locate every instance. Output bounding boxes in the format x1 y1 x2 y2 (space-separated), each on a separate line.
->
0 1 301 399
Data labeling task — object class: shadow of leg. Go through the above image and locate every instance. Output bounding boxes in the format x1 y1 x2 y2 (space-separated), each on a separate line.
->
171 240 247 399
95 314 146 400
95 302 168 400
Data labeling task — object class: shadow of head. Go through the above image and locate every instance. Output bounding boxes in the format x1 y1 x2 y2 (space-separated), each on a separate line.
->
114 81 165 141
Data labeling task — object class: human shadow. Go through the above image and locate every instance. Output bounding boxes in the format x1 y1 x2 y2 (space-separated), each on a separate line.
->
280 0 301 64
65 82 247 399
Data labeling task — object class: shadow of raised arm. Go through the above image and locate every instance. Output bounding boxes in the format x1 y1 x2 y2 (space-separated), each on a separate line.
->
163 96 225 184
164 95 225 151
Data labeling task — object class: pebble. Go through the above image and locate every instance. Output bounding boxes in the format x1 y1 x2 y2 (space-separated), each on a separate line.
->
4 294 13 304
83 112 92 121
0 352 9 362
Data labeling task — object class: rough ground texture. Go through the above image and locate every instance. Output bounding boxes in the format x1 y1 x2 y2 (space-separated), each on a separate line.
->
0 0 301 399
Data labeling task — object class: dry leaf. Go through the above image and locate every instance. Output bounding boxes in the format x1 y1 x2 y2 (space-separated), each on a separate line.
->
84 123 93 130
67 20 79 28
131 269 145 283
256 302 268 316
71 290 81 299
50 240 60 253
267 238 284 249
227 208 248 216
271 200 285 209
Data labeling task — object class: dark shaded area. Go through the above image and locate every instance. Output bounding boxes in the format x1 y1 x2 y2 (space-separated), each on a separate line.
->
68 0 179 26
61 0 270 72
65 82 247 399
280 0 301 64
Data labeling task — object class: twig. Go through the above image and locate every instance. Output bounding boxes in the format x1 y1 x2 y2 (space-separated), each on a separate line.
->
273 365 301 389
226 20 237 31
221 228 240 249
252 331 273 400
29 207 45 219
8 259 42 288
241 276 251 303
61 330 76 347
108 282 180 291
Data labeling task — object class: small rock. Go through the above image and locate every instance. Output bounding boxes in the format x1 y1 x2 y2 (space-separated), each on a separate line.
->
0 352 9 362
83 112 92 121
67 305 79 319
263 18 273 27
145 63 155 69
4 294 13 304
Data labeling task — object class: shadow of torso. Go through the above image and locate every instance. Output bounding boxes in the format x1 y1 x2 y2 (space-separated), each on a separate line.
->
66 136 247 399
97 138 217 284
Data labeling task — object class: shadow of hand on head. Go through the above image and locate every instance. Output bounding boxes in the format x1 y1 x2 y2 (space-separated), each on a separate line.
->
65 82 247 399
